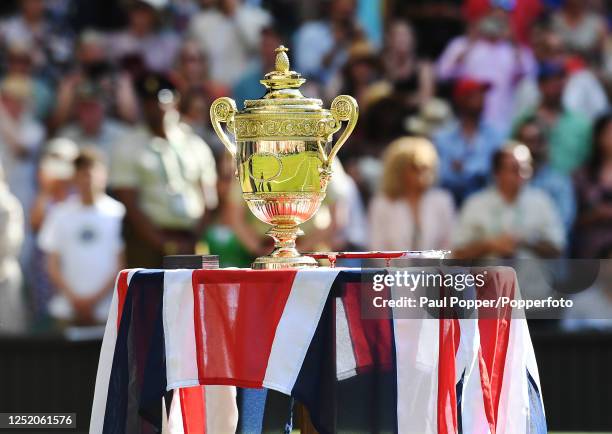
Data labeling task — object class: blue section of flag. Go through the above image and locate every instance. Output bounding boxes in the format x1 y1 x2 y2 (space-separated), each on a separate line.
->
237 388 268 434
291 269 397 434
527 370 547 434
102 275 132 434
456 369 465 434
291 286 337 434
103 270 167 434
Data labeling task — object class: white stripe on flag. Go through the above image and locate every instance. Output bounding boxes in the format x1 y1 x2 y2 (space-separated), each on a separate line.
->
393 316 440 434
336 297 358 381
163 270 200 390
456 285 491 434
460 343 492 434
392 282 440 434
497 271 539 434
496 318 529 434
90 269 139 434
205 386 239 433
165 390 184 434
262 268 340 394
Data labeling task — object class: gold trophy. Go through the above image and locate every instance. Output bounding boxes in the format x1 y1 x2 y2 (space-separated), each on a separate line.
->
210 46 358 269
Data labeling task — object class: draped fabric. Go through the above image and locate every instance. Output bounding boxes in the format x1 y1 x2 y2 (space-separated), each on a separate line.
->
90 267 546 434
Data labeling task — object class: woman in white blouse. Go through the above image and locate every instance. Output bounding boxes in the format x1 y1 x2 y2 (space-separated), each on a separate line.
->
368 137 455 251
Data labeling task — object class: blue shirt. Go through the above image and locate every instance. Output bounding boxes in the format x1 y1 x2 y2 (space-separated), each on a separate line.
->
433 121 506 205
232 63 265 109
530 164 576 232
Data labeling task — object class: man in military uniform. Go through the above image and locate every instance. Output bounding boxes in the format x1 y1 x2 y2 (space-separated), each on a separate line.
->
109 74 217 268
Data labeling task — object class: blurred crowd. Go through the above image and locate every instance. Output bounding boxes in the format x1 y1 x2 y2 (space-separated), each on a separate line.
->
1 0 612 331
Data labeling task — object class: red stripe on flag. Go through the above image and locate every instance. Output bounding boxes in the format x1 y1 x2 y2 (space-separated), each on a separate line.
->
343 281 393 373
180 386 206 434
192 269 297 388
477 268 515 432
437 309 459 434
478 346 496 433
116 270 130 330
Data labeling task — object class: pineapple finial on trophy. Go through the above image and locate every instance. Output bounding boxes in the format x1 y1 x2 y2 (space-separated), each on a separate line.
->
275 45 290 73
260 45 305 92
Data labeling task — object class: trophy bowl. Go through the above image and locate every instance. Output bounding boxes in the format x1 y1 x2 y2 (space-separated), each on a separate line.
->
210 46 358 269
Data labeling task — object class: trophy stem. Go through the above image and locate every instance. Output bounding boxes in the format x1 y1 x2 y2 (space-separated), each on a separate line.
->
251 224 319 269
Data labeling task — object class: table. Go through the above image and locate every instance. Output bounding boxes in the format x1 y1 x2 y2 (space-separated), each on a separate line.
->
90 267 546 434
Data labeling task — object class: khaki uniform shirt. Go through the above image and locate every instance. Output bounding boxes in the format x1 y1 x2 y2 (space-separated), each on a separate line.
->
109 123 217 230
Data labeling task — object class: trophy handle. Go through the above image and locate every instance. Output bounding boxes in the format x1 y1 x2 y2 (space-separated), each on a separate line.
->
210 97 238 157
327 95 359 163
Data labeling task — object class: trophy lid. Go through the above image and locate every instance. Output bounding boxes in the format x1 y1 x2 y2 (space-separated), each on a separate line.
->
243 46 323 111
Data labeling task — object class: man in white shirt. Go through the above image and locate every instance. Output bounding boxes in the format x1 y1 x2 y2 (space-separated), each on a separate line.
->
453 142 565 259
39 148 125 325
109 74 217 268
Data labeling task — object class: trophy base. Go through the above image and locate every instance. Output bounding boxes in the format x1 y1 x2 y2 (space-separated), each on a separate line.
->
251 255 319 270
250 223 320 269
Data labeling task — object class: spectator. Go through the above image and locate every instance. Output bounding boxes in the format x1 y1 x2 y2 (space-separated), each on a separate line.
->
52 30 139 128
436 11 536 132
203 154 267 268
169 40 229 106
369 137 455 251
188 0 271 86
233 25 282 108
514 29 608 121
573 113 612 258
0 75 45 268
300 158 368 252
360 92 408 154
437 13 535 131
0 162 26 333
29 138 77 322
513 28 566 119
453 142 565 259
329 158 369 251
108 0 181 73
562 56 609 121
109 74 217 268
398 0 464 60
293 0 363 84
562 248 612 331
463 0 543 45
325 41 388 110
2 41 54 121
56 81 127 165
383 20 435 114
30 138 78 232
433 77 505 205
38 148 125 325
0 77 45 208
0 0 72 79
178 89 224 155
551 0 606 64
515 116 576 233
51 30 138 128
514 61 592 175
